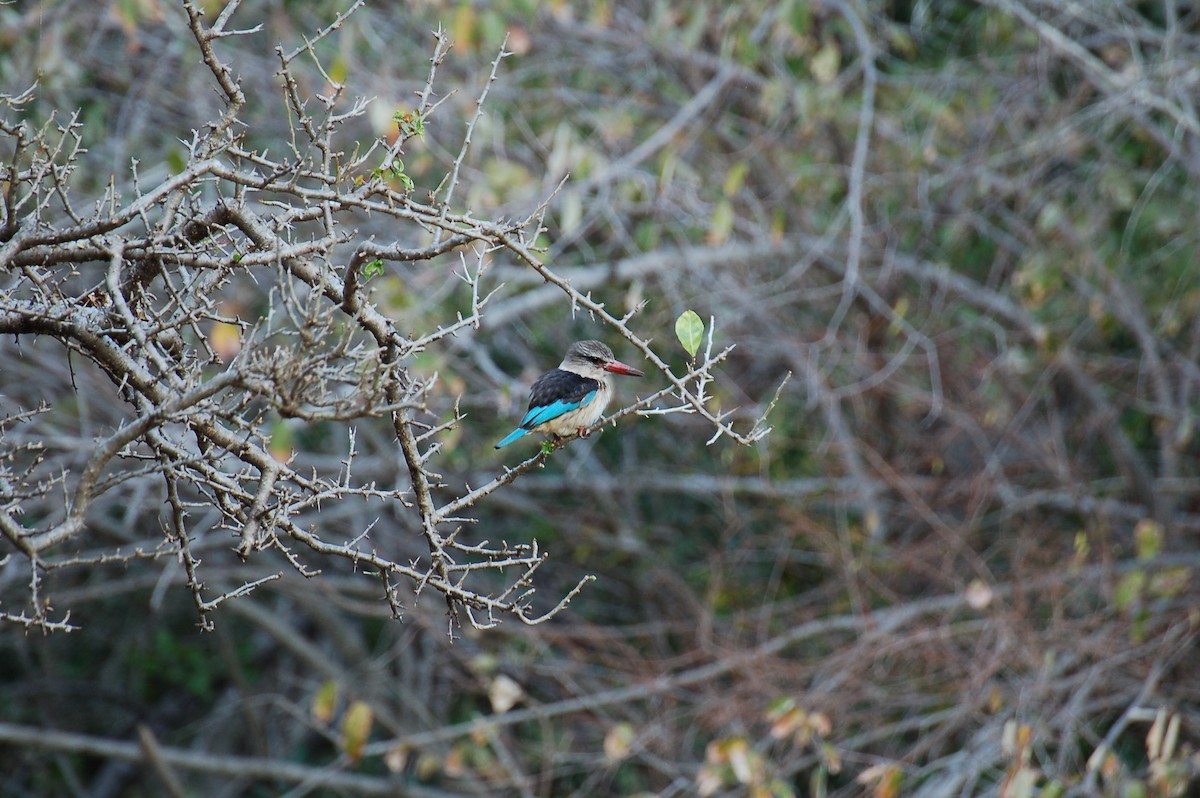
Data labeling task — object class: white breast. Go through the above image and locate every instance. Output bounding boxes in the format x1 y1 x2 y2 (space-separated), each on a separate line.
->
538 380 612 436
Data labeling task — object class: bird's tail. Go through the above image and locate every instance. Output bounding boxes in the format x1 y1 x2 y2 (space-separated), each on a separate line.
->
494 428 528 449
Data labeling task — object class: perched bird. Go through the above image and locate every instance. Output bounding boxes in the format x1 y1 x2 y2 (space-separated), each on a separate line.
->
495 340 644 448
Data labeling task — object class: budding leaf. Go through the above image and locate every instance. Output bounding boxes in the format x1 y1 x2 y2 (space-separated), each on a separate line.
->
675 310 704 358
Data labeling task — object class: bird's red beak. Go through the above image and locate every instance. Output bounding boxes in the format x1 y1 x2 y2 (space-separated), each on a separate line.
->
604 359 644 377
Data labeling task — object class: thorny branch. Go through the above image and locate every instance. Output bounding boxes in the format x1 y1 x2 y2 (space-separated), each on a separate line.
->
0 3 766 633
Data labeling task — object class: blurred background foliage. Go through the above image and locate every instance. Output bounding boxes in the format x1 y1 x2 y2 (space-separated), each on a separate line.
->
2 0 1199 796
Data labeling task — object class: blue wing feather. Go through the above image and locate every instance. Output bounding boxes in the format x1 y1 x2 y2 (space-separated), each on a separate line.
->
520 390 596 428
495 369 601 448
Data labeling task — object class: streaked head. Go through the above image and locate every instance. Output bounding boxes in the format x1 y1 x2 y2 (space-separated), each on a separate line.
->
562 340 644 377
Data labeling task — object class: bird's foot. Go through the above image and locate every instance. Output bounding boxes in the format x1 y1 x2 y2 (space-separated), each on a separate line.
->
575 427 592 438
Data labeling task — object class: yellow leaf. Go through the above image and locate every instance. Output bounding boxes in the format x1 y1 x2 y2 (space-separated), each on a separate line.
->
708 199 734 244
209 321 242 362
858 763 904 798
341 701 373 764
987 685 1005 714
312 680 337 725
589 0 611 27
810 42 840 84
1149 566 1190 598
771 207 786 243
877 764 904 798
1147 708 1166 761
1073 531 1090 566
727 738 753 783
415 752 441 780
452 4 477 51
1134 518 1161 560
821 742 842 774
604 722 636 762
769 706 805 739
723 162 748 196
328 56 348 86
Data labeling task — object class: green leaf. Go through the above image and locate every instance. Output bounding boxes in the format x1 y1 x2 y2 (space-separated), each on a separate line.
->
1114 570 1145 610
723 162 748 196
675 310 704 358
393 110 425 139
166 148 187 175
362 259 385 281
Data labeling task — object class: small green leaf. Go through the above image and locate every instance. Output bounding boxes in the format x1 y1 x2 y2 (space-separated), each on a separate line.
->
723 162 748 197
166 148 187 175
1114 570 1145 610
675 310 704 358
362 259 385 280
393 111 425 139
372 158 415 191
